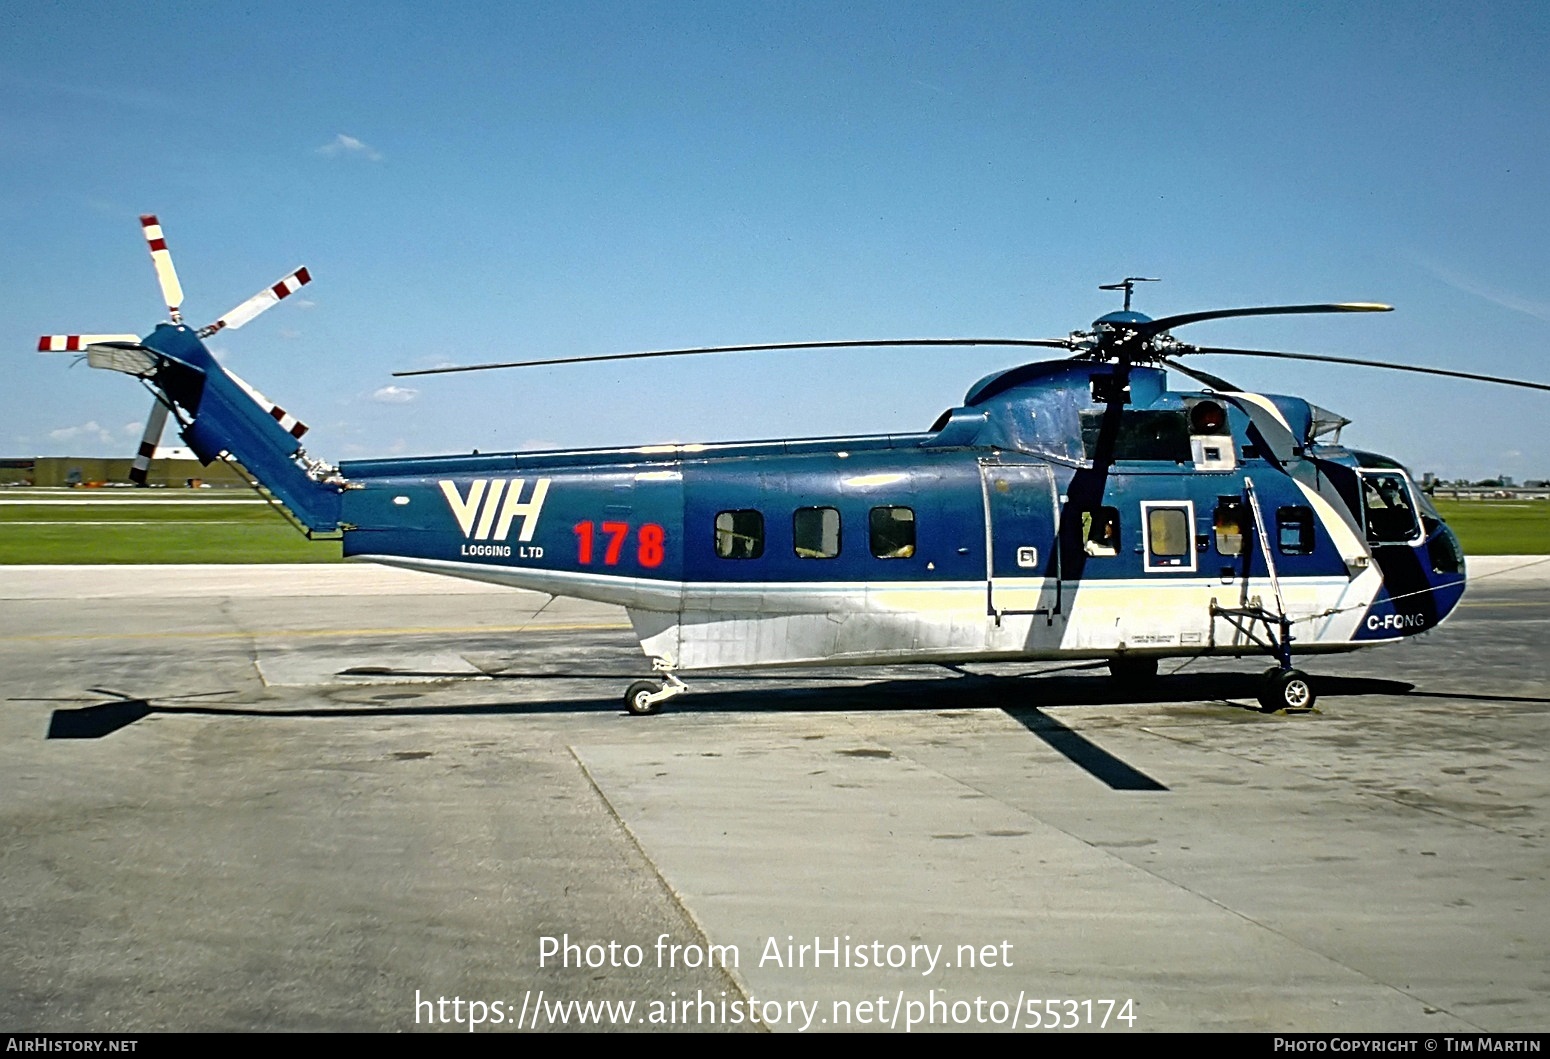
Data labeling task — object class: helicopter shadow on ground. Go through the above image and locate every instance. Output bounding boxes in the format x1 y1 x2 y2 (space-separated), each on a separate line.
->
41 671 1416 791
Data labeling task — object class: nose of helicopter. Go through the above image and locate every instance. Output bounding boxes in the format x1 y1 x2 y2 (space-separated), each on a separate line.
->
1355 509 1468 640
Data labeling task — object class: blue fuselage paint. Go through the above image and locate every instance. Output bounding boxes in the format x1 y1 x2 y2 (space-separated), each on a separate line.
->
332 359 1465 647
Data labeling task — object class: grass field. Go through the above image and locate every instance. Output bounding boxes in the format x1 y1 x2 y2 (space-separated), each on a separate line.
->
0 490 341 564
1 490 1544 564
1431 498 1550 556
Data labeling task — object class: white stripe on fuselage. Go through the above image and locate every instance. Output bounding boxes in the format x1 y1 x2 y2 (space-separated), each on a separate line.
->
350 553 1384 667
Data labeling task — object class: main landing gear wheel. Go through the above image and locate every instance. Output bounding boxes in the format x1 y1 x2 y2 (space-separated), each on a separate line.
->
1258 668 1315 713
624 681 663 716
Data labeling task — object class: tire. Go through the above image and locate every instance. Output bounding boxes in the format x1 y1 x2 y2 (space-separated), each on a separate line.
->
1109 657 1159 682
1258 668 1315 713
624 680 663 716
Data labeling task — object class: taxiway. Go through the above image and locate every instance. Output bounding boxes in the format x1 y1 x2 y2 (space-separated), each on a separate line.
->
2 560 1546 1032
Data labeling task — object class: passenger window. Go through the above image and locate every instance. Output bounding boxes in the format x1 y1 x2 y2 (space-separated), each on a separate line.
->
1277 506 1314 555
793 506 840 559
1081 507 1120 556
870 506 916 558
1214 496 1245 556
714 509 764 559
1144 504 1193 569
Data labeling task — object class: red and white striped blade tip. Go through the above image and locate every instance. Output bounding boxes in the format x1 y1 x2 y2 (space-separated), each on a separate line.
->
227 370 309 439
139 214 185 318
200 267 312 337
38 334 141 352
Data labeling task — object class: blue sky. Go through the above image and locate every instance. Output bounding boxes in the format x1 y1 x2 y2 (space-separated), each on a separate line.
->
7 1 1548 480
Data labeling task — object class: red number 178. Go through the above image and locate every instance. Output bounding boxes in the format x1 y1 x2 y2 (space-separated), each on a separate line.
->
574 521 665 568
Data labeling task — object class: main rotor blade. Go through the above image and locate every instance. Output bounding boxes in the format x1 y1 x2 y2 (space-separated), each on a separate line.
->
1159 357 1242 392
393 337 1075 377
198 266 312 338
1138 303 1392 340
1185 345 1550 393
139 215 185 324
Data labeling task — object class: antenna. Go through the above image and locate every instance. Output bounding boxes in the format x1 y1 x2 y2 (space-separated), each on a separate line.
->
1098 277 1159 312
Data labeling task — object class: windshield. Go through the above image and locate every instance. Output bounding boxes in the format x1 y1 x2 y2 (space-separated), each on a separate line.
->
1360 471 1421 543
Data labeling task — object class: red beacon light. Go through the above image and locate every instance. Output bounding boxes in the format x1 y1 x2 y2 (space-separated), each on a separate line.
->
1189 399 1228 435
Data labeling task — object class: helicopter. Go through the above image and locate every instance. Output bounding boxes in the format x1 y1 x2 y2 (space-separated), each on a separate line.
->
37 220 1550 716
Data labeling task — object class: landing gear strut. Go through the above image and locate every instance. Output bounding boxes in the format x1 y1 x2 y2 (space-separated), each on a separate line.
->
1213 476 1319 715
622 661 687 716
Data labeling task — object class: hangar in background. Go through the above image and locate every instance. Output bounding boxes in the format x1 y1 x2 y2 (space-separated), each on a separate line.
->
0 448 248 489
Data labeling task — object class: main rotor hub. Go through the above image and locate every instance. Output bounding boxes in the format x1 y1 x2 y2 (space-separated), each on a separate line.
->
1092 310 1154 329
1075 310 1176 365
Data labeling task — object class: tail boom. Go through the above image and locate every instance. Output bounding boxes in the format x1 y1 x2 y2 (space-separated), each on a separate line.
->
103 324 345 532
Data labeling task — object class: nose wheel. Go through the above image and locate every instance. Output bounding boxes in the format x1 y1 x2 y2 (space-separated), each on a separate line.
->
1258 666 1315 713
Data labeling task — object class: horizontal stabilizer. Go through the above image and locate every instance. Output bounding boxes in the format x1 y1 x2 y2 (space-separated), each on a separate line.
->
85 343 160 377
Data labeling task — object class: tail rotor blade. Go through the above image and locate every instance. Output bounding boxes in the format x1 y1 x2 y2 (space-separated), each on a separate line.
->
139 215 186 324
227 368 308 439
198 267 312 338
128 400 171 486
38 334 140 352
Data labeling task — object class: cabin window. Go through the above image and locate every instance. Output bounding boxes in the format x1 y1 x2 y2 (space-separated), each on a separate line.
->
1277 506 1315 555
1081 507 1120 557
870 506 916 558
1143 502 1196 570
714 509 764 559
793 506 841 559
1360 472 1421 543
1214 496 1245 556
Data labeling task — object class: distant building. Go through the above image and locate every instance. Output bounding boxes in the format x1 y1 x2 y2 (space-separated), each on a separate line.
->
0 451 249 488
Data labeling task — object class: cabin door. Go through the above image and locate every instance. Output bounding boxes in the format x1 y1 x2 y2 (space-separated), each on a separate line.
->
979 459 1061 619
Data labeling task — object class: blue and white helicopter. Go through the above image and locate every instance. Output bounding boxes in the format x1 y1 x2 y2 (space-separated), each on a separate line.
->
40 221 1550 715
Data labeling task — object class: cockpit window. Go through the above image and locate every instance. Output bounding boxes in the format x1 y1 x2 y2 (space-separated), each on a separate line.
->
1360 472 1421 544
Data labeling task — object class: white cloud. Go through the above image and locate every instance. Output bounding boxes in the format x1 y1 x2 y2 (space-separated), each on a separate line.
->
49 420 115 445
372 385 418 404
317 133 382 161
1417 259 1550 322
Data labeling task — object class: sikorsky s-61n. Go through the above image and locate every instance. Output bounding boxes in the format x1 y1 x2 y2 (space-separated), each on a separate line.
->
40 221 1550 714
